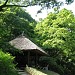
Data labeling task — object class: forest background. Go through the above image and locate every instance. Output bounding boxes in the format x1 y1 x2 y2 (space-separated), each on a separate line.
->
0 0 75 75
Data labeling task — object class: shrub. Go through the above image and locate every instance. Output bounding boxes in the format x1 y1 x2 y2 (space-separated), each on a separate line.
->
39 56 64 75
0 50 19 75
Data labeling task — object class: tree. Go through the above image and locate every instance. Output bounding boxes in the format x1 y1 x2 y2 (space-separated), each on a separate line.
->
0 7 36 52
0 50 19 75
34 8 75 74
0 7 36 74
0 0 74 11
35 8 75 55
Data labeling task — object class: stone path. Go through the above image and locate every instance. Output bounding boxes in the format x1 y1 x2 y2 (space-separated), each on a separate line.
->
18 69 59 75
18 70 29 75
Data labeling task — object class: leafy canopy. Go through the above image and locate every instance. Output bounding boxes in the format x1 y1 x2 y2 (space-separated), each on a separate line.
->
0 7 36 52
34 8 75 75
35 8 75 56
0 0 74 11
0 50 18 75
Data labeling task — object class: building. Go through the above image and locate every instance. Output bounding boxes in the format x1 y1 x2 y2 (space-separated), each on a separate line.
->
9 35 48 69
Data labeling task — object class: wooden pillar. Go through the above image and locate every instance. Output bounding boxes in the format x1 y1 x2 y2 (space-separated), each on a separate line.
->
28 51 30 66
35 53 38 66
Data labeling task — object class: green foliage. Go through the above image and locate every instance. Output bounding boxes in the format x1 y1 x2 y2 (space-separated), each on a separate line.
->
0 7 36 38
35 8 75 55
0 7 36 75
39 56 64 75
0 0 73 12
35 8 75 75
0 50 19 75
10 7 36 23
0 7 36 52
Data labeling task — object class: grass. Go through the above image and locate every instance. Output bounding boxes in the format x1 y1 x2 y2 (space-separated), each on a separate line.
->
25 66 59 75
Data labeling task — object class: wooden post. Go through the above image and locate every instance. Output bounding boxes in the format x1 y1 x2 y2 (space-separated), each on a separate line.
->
35 53 38 67
28 51 30 66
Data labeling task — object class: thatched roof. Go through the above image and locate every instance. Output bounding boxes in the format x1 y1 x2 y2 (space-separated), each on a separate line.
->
9 35 48 55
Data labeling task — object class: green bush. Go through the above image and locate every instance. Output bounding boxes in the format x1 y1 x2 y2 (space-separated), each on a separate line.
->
0 50 19 75
39 56 64 75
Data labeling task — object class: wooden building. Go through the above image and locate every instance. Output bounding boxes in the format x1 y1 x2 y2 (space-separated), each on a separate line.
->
9 35 48 68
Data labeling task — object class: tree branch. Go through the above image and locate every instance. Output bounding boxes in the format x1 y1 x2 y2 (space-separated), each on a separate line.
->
5 4 31 7
0 0 8 11
2 0 8 6
0 2 37 11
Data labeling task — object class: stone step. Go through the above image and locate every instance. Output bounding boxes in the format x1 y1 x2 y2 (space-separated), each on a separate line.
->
18 72 29 75
18 69 24 72
18 69 29 75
